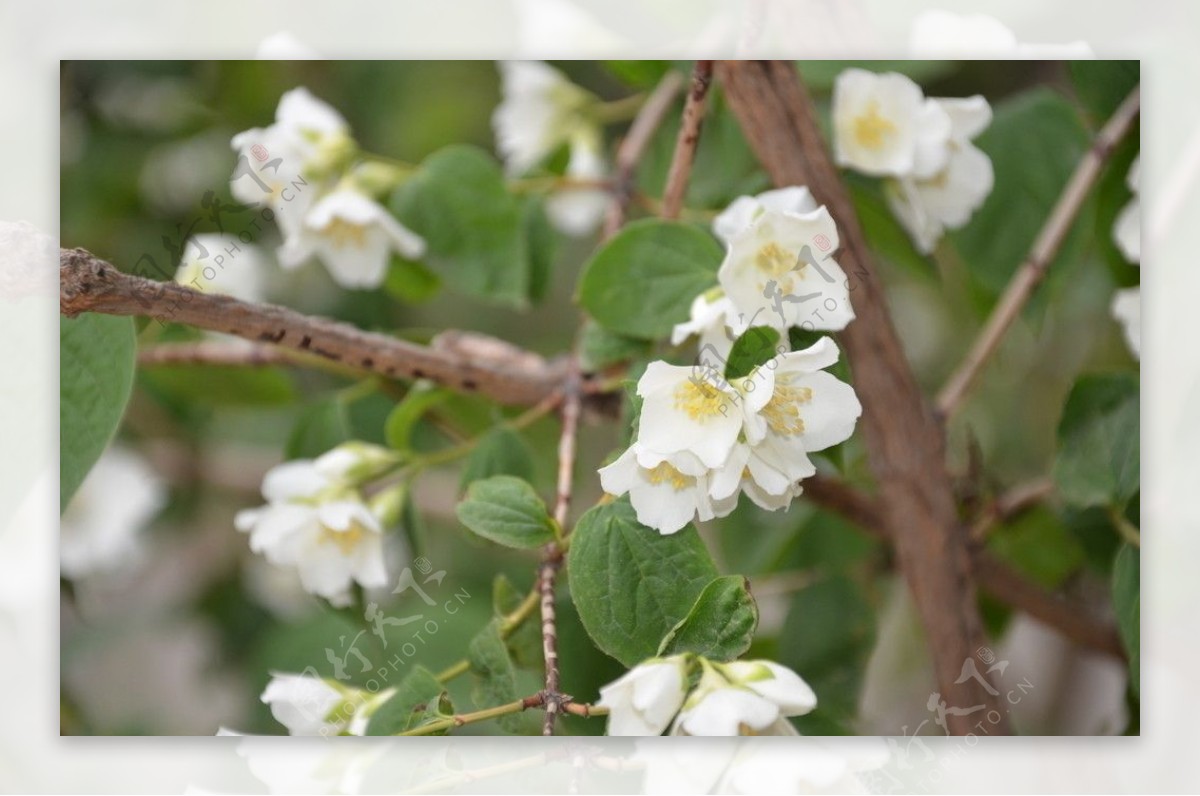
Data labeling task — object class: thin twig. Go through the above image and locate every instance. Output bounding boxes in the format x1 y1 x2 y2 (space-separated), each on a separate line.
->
604 70 686 238
660 60 714 221
60 247 564 406
937 86 1142 418
539 364 582 736
970 478 1056 542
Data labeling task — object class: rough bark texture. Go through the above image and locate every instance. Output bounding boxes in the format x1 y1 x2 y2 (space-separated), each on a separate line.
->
717 60 1008 734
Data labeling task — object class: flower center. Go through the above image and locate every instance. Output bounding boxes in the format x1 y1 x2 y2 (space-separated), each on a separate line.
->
854 100 897 151
319 521 367 554
673 379 731 422
754 241 796 278
320 217 369 248
645 462 693 491
762 383 814 436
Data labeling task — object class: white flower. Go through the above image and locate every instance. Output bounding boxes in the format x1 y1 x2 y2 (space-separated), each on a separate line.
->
492 60 595 176
174 234 265 302
279 186 426 289
711 338 861 513
261 672 388 736
718 207 854 333
909 10 1094 58
598 447 725 535
230 87 352 236
235 444 396 605
670 291 741 359
61 446 166 579
597 655 689 736
1114 156 1141 263
712 186 818 246
833 69 934 177
545 131 609 236
633 360 766 470
884 96 994 254
673 659 817 736
1112 287 1141 359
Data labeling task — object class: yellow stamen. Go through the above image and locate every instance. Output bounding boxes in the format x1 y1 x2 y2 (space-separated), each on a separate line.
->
854 100 897 151
320 217 369 248
673 379 730 422
755 241 795 278
645 462 693 491
762 383 814 436
320 522 366 554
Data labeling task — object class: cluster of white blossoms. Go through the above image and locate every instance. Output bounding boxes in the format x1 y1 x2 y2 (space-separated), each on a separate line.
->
230 87 426 289
833 68 994 255
601 187 861 534
493 60 610 236
235 442 401 606
1111 156 1141 359
598 654 817 736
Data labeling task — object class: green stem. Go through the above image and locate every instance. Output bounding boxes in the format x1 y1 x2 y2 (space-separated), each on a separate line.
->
409 394 562 471
398 696 537 736
1108 505 1141 547
593 92 649 124
434 586 541 682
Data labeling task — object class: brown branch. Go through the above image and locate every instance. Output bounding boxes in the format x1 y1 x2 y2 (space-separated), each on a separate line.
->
60 247 564 406
660 60 714 221
717 60 1006 734
604 70 686 238
936 86 1142 417
802 474 1125 659
969 478 1056 542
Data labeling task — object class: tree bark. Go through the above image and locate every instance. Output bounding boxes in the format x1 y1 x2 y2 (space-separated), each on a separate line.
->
717 60 1008 734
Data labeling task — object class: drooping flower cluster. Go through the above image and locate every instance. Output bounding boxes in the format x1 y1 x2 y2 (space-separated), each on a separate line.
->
833 68 994 254
230 87 426 289
235 442 401 606
493 60 610 236
1111 155 1141 359
598 654 817 736
602 188 861 534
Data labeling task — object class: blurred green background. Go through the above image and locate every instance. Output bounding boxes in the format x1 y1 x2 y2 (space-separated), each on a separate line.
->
59 60 1138 735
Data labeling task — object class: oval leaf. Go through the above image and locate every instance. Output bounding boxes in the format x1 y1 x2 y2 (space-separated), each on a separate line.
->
365 665 448 736
60 314 136 512
455 475 556 549
567 499 718 666
657 575 758 661
577 219 722 340
1053 373 1140 508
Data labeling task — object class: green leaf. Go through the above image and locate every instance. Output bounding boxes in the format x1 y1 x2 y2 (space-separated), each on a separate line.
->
459 427 535 492
522 197 558 304
1112 544 1140 693
987 505 1087 588
778 575 875 729
579 320 651 370
60 314 136 511
577 219 722 340
455 475 557 549
285 398 352 459
952 89 1092 297
724 326 781 380
658 575 758 661
364 665 446 736
390 145 544 308
567 499 719 666
384 384 451 451
492 574 541 669
1053 374 1140 508
604 60 674 87
1070 61 1140 125
384 257 441 303
468 618 523 732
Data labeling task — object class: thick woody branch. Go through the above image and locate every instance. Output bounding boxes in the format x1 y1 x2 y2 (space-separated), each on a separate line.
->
60 247 564 406
718 60 1005 733
937 87 1141 417
660 60 714 221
